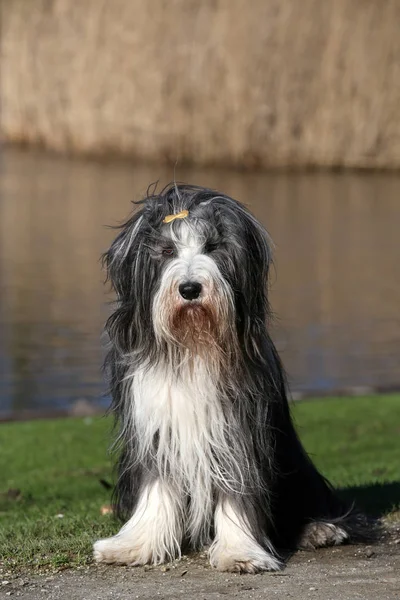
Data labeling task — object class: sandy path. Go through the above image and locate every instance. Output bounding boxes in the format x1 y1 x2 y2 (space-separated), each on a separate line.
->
1 535 399 600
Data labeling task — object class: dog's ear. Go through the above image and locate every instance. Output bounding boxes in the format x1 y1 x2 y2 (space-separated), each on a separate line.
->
102 211 144 298
222 201 273 288
225 205 274 344
242 212 273 281
242 212 273 316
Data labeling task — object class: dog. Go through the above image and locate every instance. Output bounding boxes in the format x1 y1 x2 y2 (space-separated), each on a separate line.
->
93 184 367 573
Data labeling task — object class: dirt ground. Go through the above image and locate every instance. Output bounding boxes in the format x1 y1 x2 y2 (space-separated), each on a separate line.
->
1 531 399 600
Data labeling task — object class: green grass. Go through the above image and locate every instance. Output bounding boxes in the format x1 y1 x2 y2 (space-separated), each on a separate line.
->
292 395 400 517
0 417 116 571
0 395 399 571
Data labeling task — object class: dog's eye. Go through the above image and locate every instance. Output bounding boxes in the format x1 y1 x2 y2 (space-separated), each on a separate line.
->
204 241 218 254
162 247 175 256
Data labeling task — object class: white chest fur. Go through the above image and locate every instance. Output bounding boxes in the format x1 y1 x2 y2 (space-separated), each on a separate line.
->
130 359 236 541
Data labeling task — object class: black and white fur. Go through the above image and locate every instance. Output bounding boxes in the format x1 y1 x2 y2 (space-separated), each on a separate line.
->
94 184 366 573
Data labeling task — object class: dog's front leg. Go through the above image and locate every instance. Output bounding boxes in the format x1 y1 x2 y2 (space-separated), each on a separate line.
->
209 496 282 573
94 480 183 566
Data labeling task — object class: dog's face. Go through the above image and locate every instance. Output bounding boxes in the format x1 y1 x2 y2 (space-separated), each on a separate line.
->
105 186 272 358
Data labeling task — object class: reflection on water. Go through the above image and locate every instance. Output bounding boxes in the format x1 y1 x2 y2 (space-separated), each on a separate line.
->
0 149 399 417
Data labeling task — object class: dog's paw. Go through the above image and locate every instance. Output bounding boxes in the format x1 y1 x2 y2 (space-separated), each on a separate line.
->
299 522 349 549
211 550 282 573
93 536 145 566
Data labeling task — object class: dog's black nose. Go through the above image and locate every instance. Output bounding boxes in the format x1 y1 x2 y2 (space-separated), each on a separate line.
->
179 281 202 301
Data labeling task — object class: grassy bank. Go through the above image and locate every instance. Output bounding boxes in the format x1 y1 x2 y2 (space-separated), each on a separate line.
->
0 395 399 571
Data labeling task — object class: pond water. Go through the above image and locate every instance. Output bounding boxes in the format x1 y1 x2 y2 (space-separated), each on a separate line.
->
0 149 399 419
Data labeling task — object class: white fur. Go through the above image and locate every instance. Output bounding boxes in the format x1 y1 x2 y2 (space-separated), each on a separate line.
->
153 223 235 347
94 359 250 565
173 221 203 261
94 480 182 565
130 359 246 545
210 497 282 573
299 521 349 548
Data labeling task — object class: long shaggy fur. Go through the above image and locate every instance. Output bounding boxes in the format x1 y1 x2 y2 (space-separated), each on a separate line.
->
94 184 369 573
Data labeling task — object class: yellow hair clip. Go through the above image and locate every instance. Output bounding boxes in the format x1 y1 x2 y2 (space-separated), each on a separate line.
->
162 209 189 224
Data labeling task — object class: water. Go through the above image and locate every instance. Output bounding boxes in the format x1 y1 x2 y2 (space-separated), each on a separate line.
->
0 149 399 419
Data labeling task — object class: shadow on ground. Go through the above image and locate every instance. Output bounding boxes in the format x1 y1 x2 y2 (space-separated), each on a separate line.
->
340 481 400 516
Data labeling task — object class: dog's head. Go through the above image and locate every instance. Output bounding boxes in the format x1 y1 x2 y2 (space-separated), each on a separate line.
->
104 185 273 361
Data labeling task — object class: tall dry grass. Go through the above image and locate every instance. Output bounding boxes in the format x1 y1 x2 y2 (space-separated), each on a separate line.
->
1 0 400 168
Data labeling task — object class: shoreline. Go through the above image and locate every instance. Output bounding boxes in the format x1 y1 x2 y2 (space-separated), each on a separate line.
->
1 386 400 423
